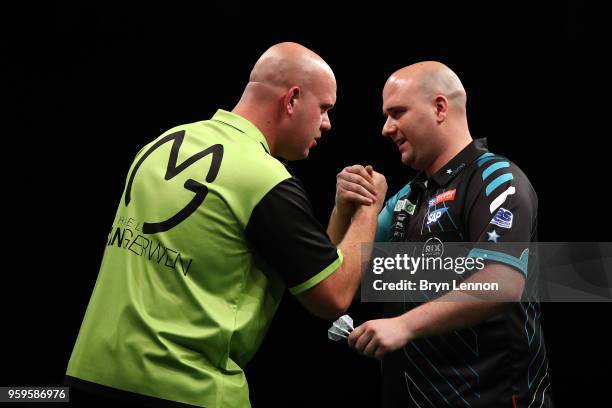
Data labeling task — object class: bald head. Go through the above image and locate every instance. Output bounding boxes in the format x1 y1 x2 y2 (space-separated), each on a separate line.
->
248 42 335 90
386 61 466 110
381 61 472 173
233 42 337 161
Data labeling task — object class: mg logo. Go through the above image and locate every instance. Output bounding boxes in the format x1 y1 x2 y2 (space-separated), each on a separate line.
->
125 130 224 234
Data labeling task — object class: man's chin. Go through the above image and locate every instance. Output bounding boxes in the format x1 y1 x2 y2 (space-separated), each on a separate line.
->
401 153 422 170
400 152 413 166
287 149 310 161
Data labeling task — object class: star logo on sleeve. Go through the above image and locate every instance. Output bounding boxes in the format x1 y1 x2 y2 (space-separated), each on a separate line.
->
487 229 500 243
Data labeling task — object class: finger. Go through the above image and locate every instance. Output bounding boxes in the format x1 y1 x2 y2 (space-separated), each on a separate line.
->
375 172 388 187
363 336 379 357
346 165 374 183
339 173 377 196
341 191 372 206
354 330 374 353
338 179 376 202
339 180 377 202
365 165 373 176
348 323 368 348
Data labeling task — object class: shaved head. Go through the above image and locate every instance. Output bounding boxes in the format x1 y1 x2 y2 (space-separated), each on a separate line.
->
233 42 337 161
248 42 335 91
386 61 466 110
381 61 472 174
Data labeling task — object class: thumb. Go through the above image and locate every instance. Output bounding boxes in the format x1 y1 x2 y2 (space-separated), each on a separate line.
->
365 165 373 175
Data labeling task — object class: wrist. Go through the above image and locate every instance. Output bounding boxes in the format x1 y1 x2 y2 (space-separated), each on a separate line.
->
335 202 355 220
396 312 418 342
354 206 379 220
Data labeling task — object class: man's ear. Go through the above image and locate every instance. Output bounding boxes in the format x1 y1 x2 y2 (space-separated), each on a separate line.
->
434 95 449 123
284 86 300 115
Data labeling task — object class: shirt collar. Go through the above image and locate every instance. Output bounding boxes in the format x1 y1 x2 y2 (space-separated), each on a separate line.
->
429 138 489 187
210 109 271 154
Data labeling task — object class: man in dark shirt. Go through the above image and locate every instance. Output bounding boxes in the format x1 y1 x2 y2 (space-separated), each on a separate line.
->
332 61 552 407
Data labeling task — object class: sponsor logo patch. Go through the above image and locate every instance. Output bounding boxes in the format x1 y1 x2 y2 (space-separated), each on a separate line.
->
490 207 513 229
422 237 444 257
426 208 448 226
394 199 416 215
394 199 405 212
428 189 457 207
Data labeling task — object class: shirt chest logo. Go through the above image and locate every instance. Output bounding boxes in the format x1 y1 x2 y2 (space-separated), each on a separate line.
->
426 208 449 226
428 189 457 207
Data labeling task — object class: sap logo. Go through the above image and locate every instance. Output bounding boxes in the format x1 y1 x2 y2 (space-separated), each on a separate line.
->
426 208 448 226
490 207 513 229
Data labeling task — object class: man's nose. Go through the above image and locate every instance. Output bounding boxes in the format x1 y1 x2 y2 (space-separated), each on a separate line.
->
321 113 331 132
382 117 396 137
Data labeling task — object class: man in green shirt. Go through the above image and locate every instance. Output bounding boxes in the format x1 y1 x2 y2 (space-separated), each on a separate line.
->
65 42 386 407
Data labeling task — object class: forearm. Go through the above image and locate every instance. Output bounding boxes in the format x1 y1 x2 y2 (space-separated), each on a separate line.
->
397 265 523 340
398 298 509 340
348 296 511 358
333 207 379 306
327 206 353 245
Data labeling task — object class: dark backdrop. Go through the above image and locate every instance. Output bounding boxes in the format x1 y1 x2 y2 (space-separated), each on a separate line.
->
4 1 610 407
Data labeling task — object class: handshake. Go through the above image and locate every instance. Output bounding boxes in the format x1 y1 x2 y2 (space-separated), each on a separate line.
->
334 164 388 217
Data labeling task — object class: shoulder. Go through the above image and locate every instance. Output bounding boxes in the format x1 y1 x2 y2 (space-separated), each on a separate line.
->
467 153 536 198
464 152 538 218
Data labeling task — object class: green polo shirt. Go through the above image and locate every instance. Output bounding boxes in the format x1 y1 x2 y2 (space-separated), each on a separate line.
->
66 110 343 407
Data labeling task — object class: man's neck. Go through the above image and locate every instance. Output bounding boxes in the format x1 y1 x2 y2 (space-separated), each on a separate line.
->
231 103 278 155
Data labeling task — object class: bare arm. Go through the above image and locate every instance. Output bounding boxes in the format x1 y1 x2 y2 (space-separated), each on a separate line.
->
327 206 353 246
348 263 525 358
297 169 386 319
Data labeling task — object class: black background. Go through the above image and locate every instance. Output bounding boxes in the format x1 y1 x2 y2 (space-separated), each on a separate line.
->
4 1 611 407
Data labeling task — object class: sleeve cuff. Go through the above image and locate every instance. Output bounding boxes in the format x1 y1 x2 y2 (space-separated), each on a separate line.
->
288 249 344 295
467 247 529 277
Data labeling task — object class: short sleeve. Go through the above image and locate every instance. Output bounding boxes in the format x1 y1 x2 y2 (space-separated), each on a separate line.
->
244 177 343 295
466 158 538 276
376 184 412 242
